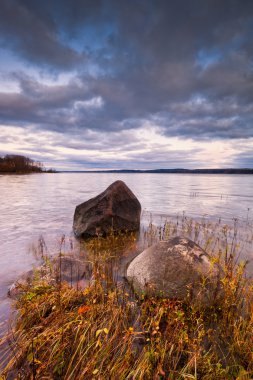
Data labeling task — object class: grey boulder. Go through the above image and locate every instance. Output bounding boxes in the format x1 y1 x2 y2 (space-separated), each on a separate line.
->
127 236 221 302
73 180 141 238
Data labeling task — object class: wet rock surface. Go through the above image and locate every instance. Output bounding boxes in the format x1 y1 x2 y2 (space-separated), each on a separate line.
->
73 180 141 238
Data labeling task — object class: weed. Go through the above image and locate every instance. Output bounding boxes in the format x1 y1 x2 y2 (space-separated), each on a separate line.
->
1 217 253 379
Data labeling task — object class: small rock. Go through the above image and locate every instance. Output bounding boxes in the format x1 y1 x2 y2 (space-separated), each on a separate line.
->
8 269 34 299
53 255 92 283
8 256 92 298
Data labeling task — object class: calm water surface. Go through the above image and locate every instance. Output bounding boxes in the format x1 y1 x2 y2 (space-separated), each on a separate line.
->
0 173 253 329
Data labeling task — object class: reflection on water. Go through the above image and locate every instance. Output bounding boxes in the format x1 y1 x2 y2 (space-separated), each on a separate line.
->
0 173 252 327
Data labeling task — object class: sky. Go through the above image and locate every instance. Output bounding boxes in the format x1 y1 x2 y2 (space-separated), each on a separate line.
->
0 0 253 170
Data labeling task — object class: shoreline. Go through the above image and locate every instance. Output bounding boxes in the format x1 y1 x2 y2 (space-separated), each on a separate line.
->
1 224 253 379
0 170 57 175
0 174 253 378
60 169 253 174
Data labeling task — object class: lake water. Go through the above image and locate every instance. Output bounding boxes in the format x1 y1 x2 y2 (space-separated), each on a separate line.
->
0 173 253 333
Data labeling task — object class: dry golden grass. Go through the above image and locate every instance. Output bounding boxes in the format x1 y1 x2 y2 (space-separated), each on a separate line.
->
1 217 253 379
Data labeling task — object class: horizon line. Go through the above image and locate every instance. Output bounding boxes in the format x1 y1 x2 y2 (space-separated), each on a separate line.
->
57 168 253 173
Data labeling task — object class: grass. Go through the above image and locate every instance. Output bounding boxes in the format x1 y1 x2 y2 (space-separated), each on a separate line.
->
1 215 253 379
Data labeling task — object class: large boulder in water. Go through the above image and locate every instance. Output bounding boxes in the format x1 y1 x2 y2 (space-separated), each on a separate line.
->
73 180 141 238
127 236 221 303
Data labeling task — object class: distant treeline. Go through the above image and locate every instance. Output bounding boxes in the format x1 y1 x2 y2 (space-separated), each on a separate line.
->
115 168 253 174
0 154 55 173
64 168 253 174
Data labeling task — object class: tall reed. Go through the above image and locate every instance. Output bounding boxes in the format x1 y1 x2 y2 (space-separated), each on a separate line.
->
1 216 253 379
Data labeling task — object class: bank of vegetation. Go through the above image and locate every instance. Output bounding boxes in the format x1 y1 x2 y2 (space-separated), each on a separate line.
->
0 154 56 174
1 218 253 379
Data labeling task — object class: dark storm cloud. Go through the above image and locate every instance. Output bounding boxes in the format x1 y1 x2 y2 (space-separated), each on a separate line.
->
0 0 84 69
0 0 253 142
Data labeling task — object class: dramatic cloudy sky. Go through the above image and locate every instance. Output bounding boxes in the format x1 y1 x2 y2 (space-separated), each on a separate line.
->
0 0 253 170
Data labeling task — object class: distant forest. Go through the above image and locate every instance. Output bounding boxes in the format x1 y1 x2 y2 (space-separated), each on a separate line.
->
0 154 54 173
64 168 253 174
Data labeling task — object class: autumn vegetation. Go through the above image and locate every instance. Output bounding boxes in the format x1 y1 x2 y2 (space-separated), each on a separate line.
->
1 217 253 379
0 154 55 173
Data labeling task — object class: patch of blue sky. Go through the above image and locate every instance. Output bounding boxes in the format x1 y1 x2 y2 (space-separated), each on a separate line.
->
196 48 222 70
57 22 117 77
0 48 80 91
58 21 117 54
0 48 25 72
